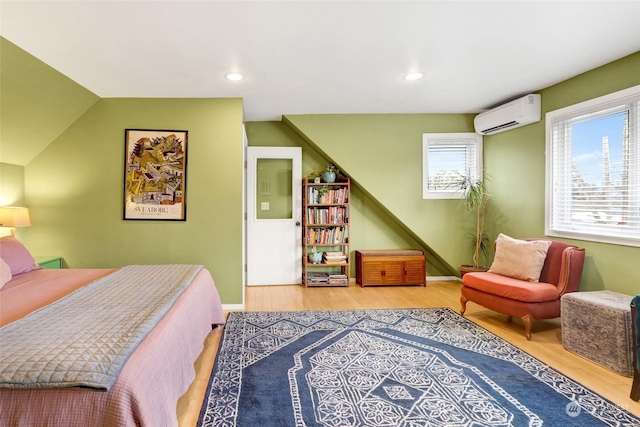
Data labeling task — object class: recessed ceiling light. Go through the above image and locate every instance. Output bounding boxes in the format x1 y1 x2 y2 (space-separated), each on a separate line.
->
225 72 244 81
404 72 423 81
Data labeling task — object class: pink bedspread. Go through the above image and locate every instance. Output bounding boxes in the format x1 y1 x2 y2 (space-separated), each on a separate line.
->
0 267 225 426
0 268 116 327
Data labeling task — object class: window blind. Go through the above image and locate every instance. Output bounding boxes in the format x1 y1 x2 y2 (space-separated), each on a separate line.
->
422 133 482 199
427 145 478 191
547 90 640 246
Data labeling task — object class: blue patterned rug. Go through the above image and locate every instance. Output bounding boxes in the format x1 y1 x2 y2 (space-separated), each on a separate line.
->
197 308 640 426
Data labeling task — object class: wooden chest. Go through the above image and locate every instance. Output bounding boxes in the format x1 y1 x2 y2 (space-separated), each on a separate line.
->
356 249 426 287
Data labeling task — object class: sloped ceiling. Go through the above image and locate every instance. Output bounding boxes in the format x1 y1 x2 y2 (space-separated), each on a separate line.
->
1 1 640 166
0 38 99 166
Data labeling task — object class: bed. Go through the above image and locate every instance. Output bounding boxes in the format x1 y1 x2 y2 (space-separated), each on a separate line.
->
0 236 225 426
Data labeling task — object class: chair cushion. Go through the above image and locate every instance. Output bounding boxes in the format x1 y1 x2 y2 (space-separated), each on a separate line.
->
488 234 552 282
463 271 560 303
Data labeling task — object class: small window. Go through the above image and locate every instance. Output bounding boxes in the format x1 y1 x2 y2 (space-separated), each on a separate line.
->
546 84 640 247
422 133 483 199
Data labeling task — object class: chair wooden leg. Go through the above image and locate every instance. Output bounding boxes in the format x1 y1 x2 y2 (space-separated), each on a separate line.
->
631 302 639 400
522 315 534 341
631 374 640 401
460 295 468 315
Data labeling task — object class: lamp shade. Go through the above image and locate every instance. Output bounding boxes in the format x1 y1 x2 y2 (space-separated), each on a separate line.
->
0 207 31 227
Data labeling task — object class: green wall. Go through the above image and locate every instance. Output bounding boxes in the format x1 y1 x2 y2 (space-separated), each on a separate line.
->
279 52 640 295
0 37 99 166
5 34 639 300
245 121 451 276
486 52 640 295
0 162 28 240
24 98 245 304
281 114 475 275
0 162 25 206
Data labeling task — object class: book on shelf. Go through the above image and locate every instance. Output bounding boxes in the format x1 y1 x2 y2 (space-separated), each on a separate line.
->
325 251 346 258
323 252 347 264
306 226 348 245
328 274 349 285
306 186 349 205
324 251 347 264
307 272 330 283
306 207 348 224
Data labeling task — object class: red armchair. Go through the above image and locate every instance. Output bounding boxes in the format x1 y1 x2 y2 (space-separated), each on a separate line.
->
460 239 585 340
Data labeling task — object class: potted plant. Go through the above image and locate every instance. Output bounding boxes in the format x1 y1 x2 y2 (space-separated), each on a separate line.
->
322 163 338 183
306 171 329 200
458 171 491 276
317 185 329 199
307 170 323 183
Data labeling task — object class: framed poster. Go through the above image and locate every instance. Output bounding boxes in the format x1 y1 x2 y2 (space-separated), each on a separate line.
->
123 129 188 220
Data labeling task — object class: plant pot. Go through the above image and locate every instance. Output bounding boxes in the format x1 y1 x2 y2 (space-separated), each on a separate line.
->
322 171 336 183
459 264 489 278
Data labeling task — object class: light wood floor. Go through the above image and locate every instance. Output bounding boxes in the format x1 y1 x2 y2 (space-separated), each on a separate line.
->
176 280 640 426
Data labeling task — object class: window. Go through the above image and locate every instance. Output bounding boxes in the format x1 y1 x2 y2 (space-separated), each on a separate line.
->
422 133 483 199
546 84 640 247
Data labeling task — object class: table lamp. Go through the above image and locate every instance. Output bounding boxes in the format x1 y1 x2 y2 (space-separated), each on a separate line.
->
0 207 31 236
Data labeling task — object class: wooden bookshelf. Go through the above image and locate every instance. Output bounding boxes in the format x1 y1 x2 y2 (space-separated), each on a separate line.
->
302 177 350 287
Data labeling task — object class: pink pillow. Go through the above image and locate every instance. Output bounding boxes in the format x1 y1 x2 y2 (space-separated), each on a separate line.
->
0 258 12 289
0 236 41 276
488 233 552 282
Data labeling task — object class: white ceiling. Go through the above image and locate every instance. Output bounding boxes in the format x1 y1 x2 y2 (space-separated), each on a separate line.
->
2 1 640 122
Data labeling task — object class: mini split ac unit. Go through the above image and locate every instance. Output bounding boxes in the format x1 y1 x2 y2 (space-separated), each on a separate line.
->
474 94 541 135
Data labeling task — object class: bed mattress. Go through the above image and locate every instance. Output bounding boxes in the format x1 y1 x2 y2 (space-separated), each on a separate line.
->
0 267 225 426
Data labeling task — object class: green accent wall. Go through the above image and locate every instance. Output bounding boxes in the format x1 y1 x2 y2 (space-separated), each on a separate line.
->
486 52 640 295
0 162 25 206
0 162 27 240
281 114 476 275
279 52 640 295
244 121 451 276
0 37 99 166
24 98 245 304
4 34 639 301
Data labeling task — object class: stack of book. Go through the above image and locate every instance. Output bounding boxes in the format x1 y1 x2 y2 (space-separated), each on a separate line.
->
323 251 347 264
306 206 348 225
307 226 348 245
307 272 329 284
328 274 349 285
307 186 349 205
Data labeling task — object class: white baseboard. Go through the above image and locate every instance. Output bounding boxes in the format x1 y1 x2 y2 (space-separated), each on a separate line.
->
427 276 461 282
222 303 245 310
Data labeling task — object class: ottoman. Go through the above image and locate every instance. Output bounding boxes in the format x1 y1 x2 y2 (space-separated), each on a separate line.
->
561 291 634 376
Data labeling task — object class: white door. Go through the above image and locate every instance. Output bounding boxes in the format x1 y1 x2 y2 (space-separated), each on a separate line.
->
246 146 302 285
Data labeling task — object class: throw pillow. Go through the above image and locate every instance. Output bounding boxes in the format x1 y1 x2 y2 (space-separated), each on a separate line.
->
488 233 552 282
0 258 12 288
0 235 41 276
